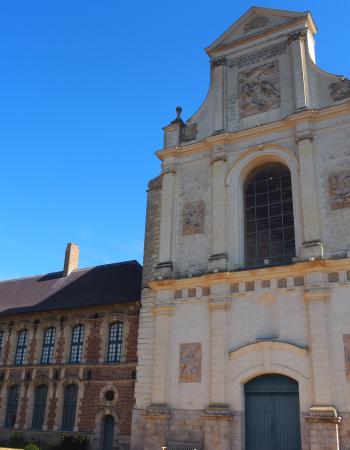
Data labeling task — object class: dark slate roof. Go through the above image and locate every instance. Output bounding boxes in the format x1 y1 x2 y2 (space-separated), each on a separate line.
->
0 261 142 316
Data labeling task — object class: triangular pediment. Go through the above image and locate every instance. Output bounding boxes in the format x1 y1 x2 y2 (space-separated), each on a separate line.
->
206 6 316 56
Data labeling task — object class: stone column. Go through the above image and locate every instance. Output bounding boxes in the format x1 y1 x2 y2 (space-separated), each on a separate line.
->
209 154 227 271
296 132 323 259
289 30 310 111
156 167 176 278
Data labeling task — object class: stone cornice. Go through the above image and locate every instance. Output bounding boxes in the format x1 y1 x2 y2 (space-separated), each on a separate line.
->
156 102 350 161
148 258 350 291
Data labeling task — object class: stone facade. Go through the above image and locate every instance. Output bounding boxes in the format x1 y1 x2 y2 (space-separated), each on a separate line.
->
132 6 350 450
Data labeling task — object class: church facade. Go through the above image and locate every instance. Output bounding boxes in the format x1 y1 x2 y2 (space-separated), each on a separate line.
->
131 7 350 450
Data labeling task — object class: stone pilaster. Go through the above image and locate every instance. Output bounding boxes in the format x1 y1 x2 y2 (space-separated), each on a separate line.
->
209 154 227 271
289 30 310 111
304 288 332 405
203 408 232 450
143 407 171 450
306 407 341 450
156 167 176 279
208 297 228 406
296 132 323 259
151 304 175 405
212 58 226 133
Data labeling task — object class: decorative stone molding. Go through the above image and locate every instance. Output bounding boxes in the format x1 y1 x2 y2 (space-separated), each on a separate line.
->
287 29 307 43
243 15 268 33
329 79 350 101
304 288 330 303
152 304 176 317
229 341 308 360
180 123 198 143
211 57 227 67
295 130 313 143
227 41 287 69
305 406 341 424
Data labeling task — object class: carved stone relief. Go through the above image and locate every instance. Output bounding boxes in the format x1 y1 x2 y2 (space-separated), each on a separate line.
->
228 42 287 69
344 335 350 378
183 201 205 235
244 16 269 33
180 123 198 142
239 61 280 117
179 343 202 383
329 171 350 209
329 79 350 101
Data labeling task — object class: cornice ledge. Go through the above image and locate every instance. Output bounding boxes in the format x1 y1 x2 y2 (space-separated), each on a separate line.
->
229 341 308 360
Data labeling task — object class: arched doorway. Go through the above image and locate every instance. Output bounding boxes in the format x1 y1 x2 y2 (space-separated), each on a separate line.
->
245 374 301 450
102 415 115 450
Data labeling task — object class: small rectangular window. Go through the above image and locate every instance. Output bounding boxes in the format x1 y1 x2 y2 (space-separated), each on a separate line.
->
107 322 123 363
41 328 56 364
15 330 28 365
69 325 84 364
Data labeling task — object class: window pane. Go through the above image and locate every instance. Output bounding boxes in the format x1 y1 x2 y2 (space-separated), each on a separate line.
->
70 325 84 363
41 328 56 364
244 163 296 267
61 384 78 431
5 385 19 428
15 330 28 365
107 322 123 363
32 385 48 430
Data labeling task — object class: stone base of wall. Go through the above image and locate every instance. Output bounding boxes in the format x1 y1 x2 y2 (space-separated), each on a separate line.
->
131 407 349 450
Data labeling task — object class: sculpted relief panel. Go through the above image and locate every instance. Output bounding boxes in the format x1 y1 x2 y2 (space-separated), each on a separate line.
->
179 343 202 383
183 201 205 235
239 61 280 117
329 171 350 209
243 15 269 33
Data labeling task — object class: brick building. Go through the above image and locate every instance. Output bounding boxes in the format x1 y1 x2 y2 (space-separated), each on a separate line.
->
0 243 141 450
132 6 350 450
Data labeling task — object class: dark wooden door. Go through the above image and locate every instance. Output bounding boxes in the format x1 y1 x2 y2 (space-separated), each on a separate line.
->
245 374 302 450
102 415 115 450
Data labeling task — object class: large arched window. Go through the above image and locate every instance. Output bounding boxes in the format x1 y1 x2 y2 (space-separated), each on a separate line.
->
244 163 295 267
5 385 20 428
61 384 78 431
41 327 56 364
32 384 48 430
69 325 84 363
15 329 29 365
107 322 123 363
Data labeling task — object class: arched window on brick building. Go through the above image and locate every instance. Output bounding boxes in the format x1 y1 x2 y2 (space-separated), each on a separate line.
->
5 385 20 428
244 163 296 267
61 384 78 431
107 322 123 363
32 384 48 430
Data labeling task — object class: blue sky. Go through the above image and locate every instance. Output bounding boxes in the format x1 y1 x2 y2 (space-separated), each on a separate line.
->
1 0 349 280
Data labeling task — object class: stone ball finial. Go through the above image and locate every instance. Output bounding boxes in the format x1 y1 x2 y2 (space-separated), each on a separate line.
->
176 106 182 119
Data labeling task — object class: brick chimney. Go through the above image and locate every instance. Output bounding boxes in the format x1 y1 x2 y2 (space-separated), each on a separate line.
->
63 243 79 276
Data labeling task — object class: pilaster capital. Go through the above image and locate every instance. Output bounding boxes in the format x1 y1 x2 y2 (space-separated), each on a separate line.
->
288 29 307 44
153 304 176 317
304 288 330 303
295 130 313 143
208 299 230 311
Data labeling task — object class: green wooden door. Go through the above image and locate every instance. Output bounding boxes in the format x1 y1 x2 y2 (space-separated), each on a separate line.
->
102 415 115 450
245 374 302 450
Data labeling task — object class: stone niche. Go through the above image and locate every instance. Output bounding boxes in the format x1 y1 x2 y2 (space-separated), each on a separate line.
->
179 342 202 383
239 60 280 117
182 201 205 235
329 171 350 209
